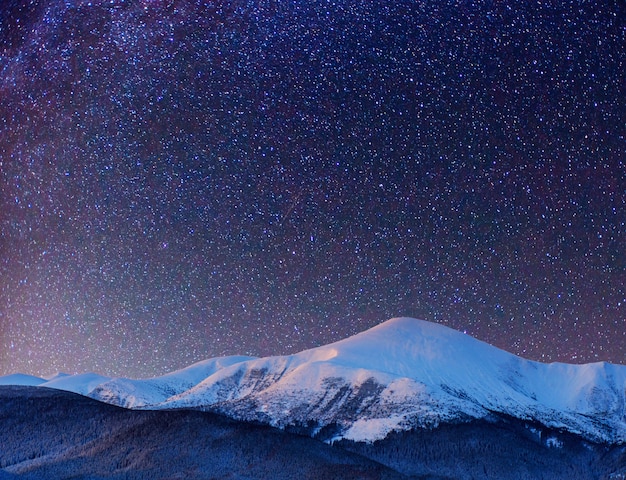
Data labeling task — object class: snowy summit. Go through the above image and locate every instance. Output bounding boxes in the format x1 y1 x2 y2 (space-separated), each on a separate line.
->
2 318 625 444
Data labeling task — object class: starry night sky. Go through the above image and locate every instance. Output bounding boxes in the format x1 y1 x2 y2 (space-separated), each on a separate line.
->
1 0 625 378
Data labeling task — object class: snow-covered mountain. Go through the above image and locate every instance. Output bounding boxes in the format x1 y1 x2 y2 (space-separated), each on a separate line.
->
0 373 47 386
3 318 625 445
84 356 255 408
32 355 255 408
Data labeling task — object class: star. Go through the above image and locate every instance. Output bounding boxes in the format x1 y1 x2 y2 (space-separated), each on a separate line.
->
0 0 624 378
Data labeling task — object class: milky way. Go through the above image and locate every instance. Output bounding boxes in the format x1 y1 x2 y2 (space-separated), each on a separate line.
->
1 0 624 377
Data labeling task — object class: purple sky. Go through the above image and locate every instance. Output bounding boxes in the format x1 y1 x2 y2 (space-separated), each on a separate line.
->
1 0 624 377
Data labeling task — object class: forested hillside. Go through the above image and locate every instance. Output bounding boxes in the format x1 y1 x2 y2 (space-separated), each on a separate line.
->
0 386 406 480
3 386 626 479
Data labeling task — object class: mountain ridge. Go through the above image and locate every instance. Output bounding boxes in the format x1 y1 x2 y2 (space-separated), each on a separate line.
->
2 318 625 445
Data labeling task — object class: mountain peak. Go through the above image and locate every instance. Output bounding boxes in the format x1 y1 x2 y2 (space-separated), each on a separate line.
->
1 317 625 445
357 317 480 347
312 317 509 380
369 316 445 332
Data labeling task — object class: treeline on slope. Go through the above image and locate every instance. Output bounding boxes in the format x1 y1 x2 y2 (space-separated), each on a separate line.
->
336 416 626 480
3 385 626 480
0 386 407 480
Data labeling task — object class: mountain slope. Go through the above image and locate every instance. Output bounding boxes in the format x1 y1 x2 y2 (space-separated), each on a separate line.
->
158 318 626 443
84 356 254 408
2 386 626 480
3 318 625 445
0 373 46 386
0 386 406 480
